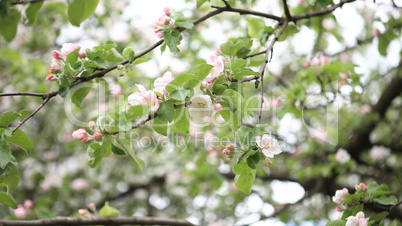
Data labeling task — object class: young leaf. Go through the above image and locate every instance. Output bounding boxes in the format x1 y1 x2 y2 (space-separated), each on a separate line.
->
170 89 190 101
23 1 43 25
0 111 20 127
70 83 93 108
247 17 266 38
369 211 389 223
132 55 152 65
157 100 175 122
151 116 168 136
191 63 214 81
233 161 256 194
67 0 100 27
175 19 194 29
122 46 135 63
116 138 145 171
374 196 398 205
171 108 190 134
326 220 346 226
6 129 33 154
163 30 181 53
220 41 236 56
166 73 196 93
0 192 17 209
111 142 125 155
0 139 11 169
87 143 103 168
0 157 19 191
0 8 21 42
99 201 119 217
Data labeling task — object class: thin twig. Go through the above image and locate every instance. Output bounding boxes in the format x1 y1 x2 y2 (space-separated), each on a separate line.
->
0 216 194 226
390 199 402 212
293 0 356 21
12 95 50 133
258 20 288 124
0 92 45 98
11 0 47 5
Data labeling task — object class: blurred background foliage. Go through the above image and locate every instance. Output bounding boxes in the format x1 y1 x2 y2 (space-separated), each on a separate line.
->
0 0 401 224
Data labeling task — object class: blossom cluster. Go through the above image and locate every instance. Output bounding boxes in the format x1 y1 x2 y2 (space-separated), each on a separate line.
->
47 43 86 81
154 7 172 38
346 211 369 226
14 200 34 219
302 55 329 68
72 121 103 143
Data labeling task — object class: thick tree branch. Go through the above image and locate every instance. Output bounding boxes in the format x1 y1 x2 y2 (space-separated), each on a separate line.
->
0 216 194 226
11 0 47 5
282 0 292 20
211 5 283 22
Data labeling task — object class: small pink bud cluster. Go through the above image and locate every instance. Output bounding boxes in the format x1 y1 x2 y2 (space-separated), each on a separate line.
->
222 144 234 157
14 200 34 219
72 121 104 143
302 56 329 68
214 103 223 112
47 43 86 81
355 183 367 192
154 7 172 38
78 203 97 218
332 188 349 205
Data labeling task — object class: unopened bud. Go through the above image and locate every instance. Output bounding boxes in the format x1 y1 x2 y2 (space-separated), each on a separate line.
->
78 51 86 59
88 121 95 130
46 75 55 81
266 160 272 166
94 133 102 141
119 72 125 77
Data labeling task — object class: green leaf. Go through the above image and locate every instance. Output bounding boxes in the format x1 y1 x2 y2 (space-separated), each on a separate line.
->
151 116 168 136
105 48 124 62
326 220 346 226
369 211 389 222
122 46 135 63
87 143 103 168
247 17 266 38
236 47 251 58
231 58 247 71
116 138 145 171
67 0 99 27
220 41 236 56
233 161 256 194
218 102 239 131
212 83 227 95
163 29 181 53
246 152 260 169
0 157 19 191
278 24 299 42
6 129 33 154
197 0 208 8
171 108 190 134
166 73 196 93
222 89 244 114
118 118 132 132
132 55 152 65
23 1 43 25
70 83 93 108
99 201 119 217
170 89 190 101
0 139 11 169
0 8 21 42
175 19 194 29
367 181 379 194
157 100 175 122
0 111 19 127
65 48 80 66
17 110 29 123
235 38 253 53
374 195 398 205
0 192 17 209
235 126 256 147
111 142 125 155
191 63 214 81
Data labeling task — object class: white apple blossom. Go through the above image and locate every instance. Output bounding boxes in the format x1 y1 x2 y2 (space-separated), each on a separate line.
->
332 188 348 204
128 84 160 111
154 71 174 94
335 148 351 164
346 211 369 226
255 134 282 158
369 145 390 161
61 43 79 56
204 55 226 83
188 94 213 123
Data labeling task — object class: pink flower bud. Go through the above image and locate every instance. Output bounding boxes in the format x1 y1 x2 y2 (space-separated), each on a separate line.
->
81 137 89 143
14 204 28 219
320 56 329 64
154 26 160 33
266 160 272 166
340 73 348 80
342 188 349 194
94 133 102 141
119 72 125 77
156 31 164 38
336 207 342 211
50 68 55 73
72 128 87 140
201 81 208 88
373 29 380 37
24 200 34 209
272 97 280 107
164 7 171 16
78 209 88 215
51 58 63 71
78 51 86 59
46 75 55 81
52 50 62 59
226 144 234 150
88 121 95 130
302 62 309 68
61 43 79 57
88 203 95 209
216 48 221 55
156 15 170 26
214 103 223 112
310 58 320 66
222 150 227 155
